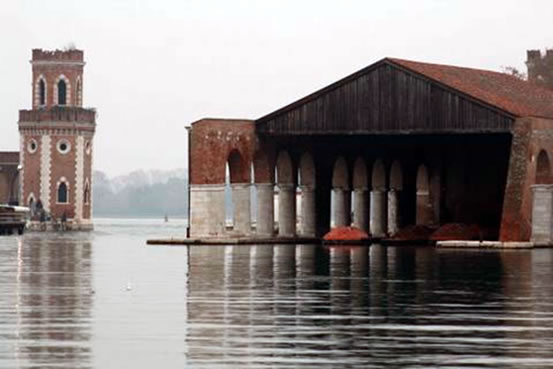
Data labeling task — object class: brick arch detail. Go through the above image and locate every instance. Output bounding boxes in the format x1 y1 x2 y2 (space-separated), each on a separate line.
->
227 149 250 183
76 76 82 106
390 160 403 190
299 152 315 187
536 149 551 184
276 150 294 184
352 157 368 189
371 159 386 190
35 74 47 107
54 74 71 106
189 119 256 185
253 149 273 183
56 176 70 203
332 156 349 189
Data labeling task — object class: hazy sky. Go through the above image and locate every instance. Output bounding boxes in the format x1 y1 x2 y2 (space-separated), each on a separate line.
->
1 0 551 177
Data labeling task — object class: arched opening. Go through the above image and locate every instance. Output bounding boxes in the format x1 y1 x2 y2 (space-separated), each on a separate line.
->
352 157 369 231
58 79 67 105
390 161 403 191
536 150 551 184
331 157 350 228
84 181 90 205
299 152 316 236
228 150 246 183
372 160 386 190
76 78 82 106
416 164 432 225
58 181 68 204
253 150 274 236
39 79 46 106
27 194 36 218
388 160 403 235
276 150 295 236
370 159 387 237
226 150 251 235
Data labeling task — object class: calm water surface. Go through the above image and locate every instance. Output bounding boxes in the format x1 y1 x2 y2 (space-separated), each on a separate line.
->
1 218 553 368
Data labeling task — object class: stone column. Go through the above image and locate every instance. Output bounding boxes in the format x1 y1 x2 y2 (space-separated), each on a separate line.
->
430 170 441 225
387 189 399 236
353 188 369 232
189 184 225 238
278 183 296 237
370 190 387 238
300 185 316 237
531 185 553 244
344 189 351 226
231 183 251 236
333 187 350 227
255 183 274 237
416 189 432 225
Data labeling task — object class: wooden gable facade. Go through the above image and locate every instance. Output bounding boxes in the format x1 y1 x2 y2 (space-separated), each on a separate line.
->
256 59 516 135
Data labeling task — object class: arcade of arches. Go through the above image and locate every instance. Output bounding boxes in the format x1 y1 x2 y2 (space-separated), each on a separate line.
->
189 119 553 242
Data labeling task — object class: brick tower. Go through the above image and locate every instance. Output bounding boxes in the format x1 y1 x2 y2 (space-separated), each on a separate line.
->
527 49 553 90
18 48 96 230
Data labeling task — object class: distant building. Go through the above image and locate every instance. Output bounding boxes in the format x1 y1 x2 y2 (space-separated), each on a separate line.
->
527 49 553 90
0 152 20 204
18 48 96 229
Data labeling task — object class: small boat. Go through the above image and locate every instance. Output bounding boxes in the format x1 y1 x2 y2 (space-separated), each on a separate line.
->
0 205 30 235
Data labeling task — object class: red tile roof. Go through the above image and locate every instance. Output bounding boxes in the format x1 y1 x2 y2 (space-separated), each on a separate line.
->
389 58 553 118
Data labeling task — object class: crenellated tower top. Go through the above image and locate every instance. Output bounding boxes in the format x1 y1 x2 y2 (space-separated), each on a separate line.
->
31 48 85 109
526 49 553 90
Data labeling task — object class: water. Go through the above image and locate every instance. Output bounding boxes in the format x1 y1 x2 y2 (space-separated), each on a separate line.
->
1 219 553 368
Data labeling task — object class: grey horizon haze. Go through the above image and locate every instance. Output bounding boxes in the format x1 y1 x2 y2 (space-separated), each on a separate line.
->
0 0 551 177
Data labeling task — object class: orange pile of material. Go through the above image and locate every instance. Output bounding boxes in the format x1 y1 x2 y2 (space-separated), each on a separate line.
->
391 225 434 241
323 226 369 241
430 223 481 241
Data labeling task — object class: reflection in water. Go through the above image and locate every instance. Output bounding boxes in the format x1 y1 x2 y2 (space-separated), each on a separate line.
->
186 244 553 368
0 234 92 368
2 222 553 369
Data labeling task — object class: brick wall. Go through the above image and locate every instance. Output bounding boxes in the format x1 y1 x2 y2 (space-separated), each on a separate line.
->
527 49 553 91
21 135 42 205
48 135 77 219
189 119 256 185
500 117 553 241
31 49 84 109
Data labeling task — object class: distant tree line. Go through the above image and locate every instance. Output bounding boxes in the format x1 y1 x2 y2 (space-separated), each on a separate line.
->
93 170 188 218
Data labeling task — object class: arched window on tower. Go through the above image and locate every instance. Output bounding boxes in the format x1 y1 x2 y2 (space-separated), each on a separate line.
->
76 78 82 106
84 181 90 205
58 182 68 203
39 79 46 106
58 80 67 105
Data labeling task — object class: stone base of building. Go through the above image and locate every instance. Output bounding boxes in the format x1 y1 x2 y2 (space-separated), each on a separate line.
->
27 219 94 232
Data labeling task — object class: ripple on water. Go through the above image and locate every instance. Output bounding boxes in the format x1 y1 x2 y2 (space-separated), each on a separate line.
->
1 224 553 368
